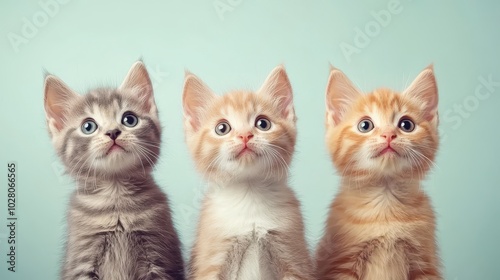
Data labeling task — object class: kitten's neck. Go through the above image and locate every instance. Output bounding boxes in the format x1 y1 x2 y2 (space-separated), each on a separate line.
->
74 171 154 193
208 177 288 192
341 175 421 193
340 175 427 210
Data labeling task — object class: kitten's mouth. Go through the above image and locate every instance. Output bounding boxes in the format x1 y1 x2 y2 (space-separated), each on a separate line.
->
375 146 399 157
106 143 125 155
236 147 256 158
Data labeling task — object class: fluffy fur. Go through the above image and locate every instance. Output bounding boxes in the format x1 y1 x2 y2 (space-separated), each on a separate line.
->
183 66 315 279
44 62 184 279
316 66 442 280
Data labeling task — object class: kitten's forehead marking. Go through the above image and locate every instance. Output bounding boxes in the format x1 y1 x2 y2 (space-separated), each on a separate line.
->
80 91 131 132
83 90 126 113
89 91 123 108
224 105 254 133
363 91 406 126
218 92 263 132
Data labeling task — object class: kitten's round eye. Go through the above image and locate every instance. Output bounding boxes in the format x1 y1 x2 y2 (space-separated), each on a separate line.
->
81 119 98 134
122 112 138 127
255 117 271 131
399 118 415 132
357 119 374 133
215 121 231 136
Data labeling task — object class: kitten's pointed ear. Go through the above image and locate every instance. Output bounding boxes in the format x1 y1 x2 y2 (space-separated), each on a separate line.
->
258 65 294 120
120 61 156 113
325 67 362 126
44 75 80 132
403 65 438 123
182 72 216 131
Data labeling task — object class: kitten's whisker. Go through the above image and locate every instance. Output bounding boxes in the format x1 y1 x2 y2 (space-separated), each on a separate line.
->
84 153 98 193
260 149 273 181
267 148 290 180
260 142 293 156
130 148 147 176
202 153 224 181
405 148 426 179
73 149 101 192
136 146 161 165
134 146 158 169
139 140 162 149
265 149 282 180
340 156 358 191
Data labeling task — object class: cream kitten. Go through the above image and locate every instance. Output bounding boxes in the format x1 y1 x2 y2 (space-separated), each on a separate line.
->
316 66 442 280
183 66 315 280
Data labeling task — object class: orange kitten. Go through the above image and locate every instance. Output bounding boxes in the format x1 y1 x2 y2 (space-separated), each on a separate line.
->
183 66 315 279
316 66 442 280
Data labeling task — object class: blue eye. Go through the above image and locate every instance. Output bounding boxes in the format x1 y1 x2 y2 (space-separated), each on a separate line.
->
122 112 138 127
357 119 374 133
215 121 231 136
81 119 98 134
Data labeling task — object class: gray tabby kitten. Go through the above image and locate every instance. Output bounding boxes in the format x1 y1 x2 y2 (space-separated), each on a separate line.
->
44 62 185 280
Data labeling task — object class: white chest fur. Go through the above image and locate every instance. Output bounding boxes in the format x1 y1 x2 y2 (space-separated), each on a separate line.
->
202 182 297 279
205 182 294 238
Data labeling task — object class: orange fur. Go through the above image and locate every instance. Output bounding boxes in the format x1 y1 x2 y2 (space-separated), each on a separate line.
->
184 90 296 184
316 66 442 280
183 66 314 279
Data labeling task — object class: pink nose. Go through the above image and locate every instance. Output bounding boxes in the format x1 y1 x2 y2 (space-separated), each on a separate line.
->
239 133 253 143
381 131 397 143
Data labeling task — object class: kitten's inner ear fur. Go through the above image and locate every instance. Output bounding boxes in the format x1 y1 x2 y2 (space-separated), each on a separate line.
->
258 65 295 121
44 75 80 132
182 73 216 131
403 65 438 124
120 61 155 113
325 67 363 126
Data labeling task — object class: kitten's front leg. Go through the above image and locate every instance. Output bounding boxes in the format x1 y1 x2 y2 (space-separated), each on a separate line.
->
219 236 253 279
188 235 246 280
407 259 442 280
62 233 108 280
316 239 381 280
407 256 442 280
134 231 185 280
261 231 315 280
398 240 442 280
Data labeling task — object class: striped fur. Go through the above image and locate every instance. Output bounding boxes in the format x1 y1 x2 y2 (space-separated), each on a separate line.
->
183 66 315 279
44 62 184 279
316 66 442 280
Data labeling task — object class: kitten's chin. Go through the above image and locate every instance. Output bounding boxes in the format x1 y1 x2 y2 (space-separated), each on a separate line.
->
105 144 126 156
233 151 260 165
95 153 151 175
365 158 433 181
207 157 287 184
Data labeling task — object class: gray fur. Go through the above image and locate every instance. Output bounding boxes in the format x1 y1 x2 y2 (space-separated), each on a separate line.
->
44 63 184 280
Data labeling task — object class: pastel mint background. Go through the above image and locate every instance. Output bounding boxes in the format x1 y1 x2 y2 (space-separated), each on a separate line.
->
1 0 499 279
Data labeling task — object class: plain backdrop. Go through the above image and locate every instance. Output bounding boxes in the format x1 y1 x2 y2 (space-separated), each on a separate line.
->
0 1 499 279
